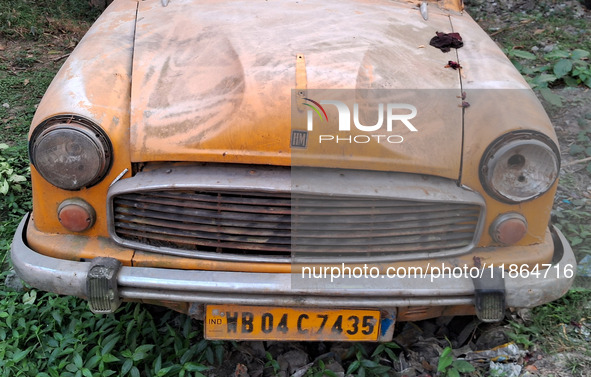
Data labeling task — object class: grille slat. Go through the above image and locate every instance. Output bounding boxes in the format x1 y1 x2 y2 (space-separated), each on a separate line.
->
293 239 474 253
291 231 476 247
115 207 292 230
116 212 476 240
115 221 291 245
115 205 476 232
292 210 480 224
112 188 482 259
115 228 291 252
147 191 292 207
114 213 292 237
114 228 473 254
114 198 292 223
120 194 291 215
291 203 473 216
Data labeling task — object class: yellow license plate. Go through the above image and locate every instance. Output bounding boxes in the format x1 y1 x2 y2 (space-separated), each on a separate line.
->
205 305 380 341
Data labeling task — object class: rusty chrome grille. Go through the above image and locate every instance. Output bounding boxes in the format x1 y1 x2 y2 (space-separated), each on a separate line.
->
113 191 291 254
111 190 481 259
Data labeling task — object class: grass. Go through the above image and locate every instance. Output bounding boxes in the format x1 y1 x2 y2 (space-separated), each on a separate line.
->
467 1 591 107
507 290 591 375
0 65 58 268
553 200 591 257
0 285 220 377
530 289 591 347
0 142 30 264
467 2 591 54
0 0 101 40
0 69 56 141
0 0 97 262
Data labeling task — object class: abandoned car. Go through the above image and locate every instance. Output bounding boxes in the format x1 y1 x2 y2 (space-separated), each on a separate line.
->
11 0 575 341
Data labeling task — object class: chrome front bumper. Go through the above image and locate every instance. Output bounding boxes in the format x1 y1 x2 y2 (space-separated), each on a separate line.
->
11 214 576 310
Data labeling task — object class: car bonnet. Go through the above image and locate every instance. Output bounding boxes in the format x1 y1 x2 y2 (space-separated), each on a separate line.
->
129 0 465 180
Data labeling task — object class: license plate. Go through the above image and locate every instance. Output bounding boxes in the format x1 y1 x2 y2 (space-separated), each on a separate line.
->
205 305 381 341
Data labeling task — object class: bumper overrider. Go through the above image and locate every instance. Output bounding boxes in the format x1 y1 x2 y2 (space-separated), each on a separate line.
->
11 213 575 330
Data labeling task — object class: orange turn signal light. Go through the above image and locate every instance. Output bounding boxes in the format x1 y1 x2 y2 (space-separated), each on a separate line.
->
57 199 96 232
490 213 527 245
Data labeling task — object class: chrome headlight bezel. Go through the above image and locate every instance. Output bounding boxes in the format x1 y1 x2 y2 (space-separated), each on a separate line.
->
479 131 560 204
29 115 113 191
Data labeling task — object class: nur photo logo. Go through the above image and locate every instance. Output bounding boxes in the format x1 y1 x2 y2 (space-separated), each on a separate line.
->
301 97 419 145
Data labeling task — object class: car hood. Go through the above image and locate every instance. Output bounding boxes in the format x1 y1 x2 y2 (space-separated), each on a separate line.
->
130 0 464 179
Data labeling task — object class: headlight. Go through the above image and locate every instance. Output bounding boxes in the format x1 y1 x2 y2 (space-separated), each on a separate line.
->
480 131 559 203
29 115 112 190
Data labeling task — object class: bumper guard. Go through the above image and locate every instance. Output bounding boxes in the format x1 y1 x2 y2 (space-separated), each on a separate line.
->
11 214 576 312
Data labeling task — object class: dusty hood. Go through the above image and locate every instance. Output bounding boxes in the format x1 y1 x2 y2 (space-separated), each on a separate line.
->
130 0 464 179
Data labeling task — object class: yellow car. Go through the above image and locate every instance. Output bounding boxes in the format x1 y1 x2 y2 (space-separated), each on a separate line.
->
11 0 575 342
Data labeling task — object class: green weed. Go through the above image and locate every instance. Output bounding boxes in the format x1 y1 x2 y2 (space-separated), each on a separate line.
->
344 343 399 377
436 346 475 377
504 47 591 107
0 143 31 267
468 3 591 107
506 322 537 349
544 49 591 88
264 352 281 376
523 289 591 353
553 201 591 257
304 359 338 377
468 4 591 56
0 69 58 144
0 0 100 40
0 286 216 377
